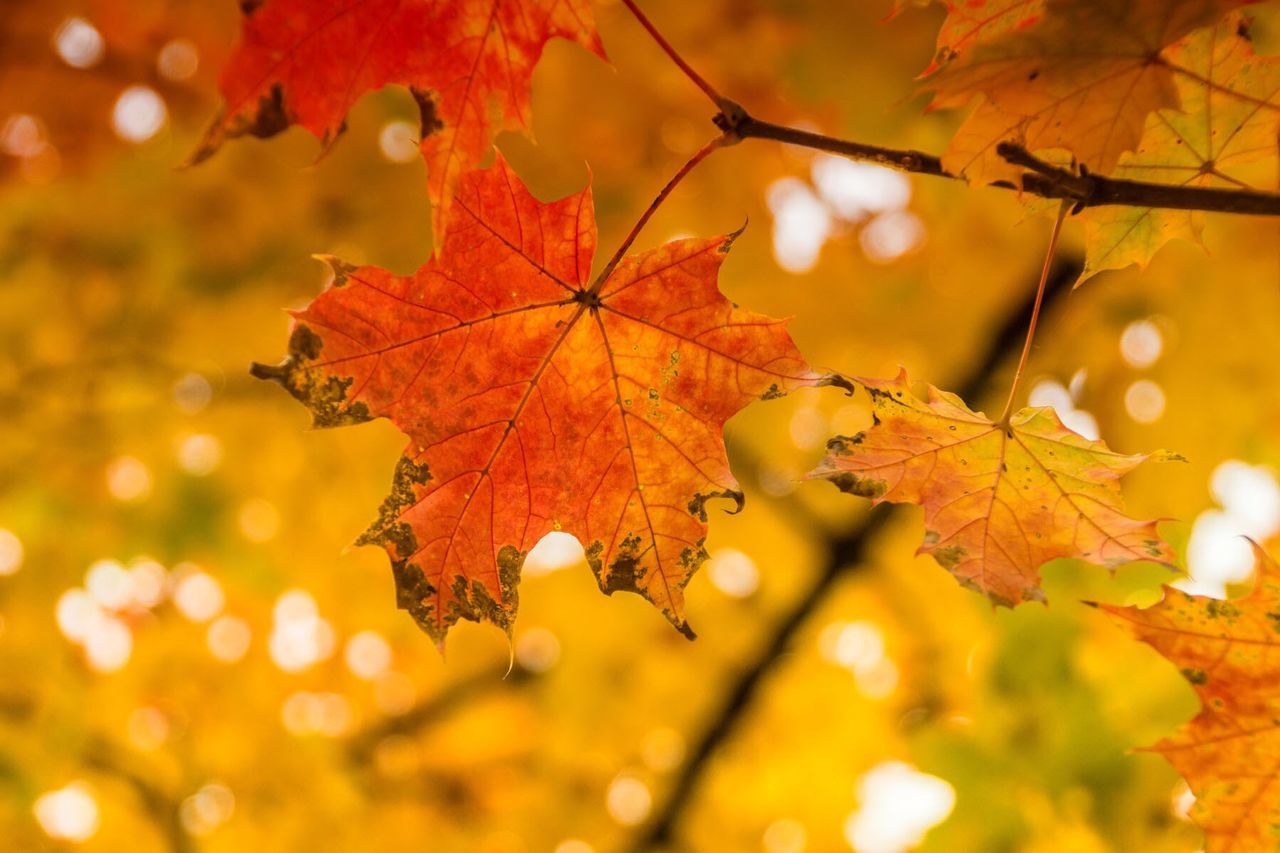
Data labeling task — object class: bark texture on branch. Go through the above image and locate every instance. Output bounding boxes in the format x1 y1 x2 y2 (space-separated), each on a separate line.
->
717 106 1280 217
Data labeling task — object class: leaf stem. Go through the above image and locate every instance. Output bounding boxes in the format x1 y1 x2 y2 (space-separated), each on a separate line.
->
589 135 726 293
618 0 727 109
999 201 1070 427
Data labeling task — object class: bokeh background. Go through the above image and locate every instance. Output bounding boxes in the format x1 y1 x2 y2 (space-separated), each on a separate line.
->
3 1 1280 850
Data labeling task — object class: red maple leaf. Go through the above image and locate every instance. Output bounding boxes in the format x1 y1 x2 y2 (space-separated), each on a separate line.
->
253 155 825 642
189 0 605 236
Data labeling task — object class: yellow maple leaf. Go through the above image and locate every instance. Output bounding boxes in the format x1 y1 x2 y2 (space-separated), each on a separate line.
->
931 0 1253 183
812 371 1181 605
1106 544 1280 853
1080 14 1280 280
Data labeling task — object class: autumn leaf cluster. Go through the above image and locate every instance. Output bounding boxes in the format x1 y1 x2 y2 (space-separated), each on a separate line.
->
5 0 1280 850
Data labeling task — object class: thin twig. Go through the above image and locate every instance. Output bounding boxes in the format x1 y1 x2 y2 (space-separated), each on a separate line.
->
589 135 727 293
999 201 1069 425
725 112 946 175
618 0 727 109
994 143 1092 201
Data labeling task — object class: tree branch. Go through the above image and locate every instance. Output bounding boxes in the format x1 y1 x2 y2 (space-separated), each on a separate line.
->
616 0 1280 220
628 254 1084 851
723 108 1280 216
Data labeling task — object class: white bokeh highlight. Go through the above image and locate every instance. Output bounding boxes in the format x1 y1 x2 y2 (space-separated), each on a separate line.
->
1120 319 1164 369
706 548 759 598
1027 378 1099 441
34 782 100 842
812 155 911 219
53 17 104 69
1178 461 1280 597
768 177 832 273
0 529 24 576
269 590 335 672
378 120 419 163
819 621 899 700
112 86 167 143
843 761 955 853
523 531 584 577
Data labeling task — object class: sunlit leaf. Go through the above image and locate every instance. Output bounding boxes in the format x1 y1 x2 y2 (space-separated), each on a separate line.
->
1106 544 1280 853
813 371 1180 605
254 155 822 642
1080 14 1280 280
930 0 1254 182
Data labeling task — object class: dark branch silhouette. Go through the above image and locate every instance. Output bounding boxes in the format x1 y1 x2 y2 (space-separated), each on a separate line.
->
629 254 1085 851
720 108 1280 217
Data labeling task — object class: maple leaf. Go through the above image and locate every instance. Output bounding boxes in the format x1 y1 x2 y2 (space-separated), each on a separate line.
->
811 371 1180 606
189 0 605 237
1079 14 1280 280
1105 544 1280 852
930 0 1255 183
252 154 823 643
892 0 1046 78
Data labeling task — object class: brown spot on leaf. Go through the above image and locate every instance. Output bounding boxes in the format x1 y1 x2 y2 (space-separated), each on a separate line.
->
1181 667 1209 685
411 87 444 141
828 472 887 499
932 544 968 570
250 323 372 428
358 456 433 549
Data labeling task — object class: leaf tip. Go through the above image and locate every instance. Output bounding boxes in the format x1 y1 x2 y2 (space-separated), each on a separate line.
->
312 254 359 285
719 220 749 254
817 373 857 396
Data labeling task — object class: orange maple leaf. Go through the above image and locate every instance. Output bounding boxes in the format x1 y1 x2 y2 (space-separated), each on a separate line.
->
812 371 1179 605
253 154 823 643
1106 544 1280 852
930 0 1255 182
894 0 1046 78
189 0 605 237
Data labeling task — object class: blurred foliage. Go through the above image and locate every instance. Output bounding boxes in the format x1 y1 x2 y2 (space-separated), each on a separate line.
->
1 1 1279 851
